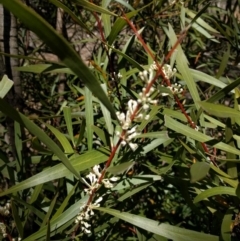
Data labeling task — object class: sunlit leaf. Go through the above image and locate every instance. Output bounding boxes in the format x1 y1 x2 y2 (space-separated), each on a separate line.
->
0 75 13 98
194 187 236 203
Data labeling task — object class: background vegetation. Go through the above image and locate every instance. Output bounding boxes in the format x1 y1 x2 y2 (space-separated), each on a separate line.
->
0 0 240 240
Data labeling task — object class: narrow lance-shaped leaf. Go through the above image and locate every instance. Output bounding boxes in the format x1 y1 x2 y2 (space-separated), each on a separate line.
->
94 207 218 241
0 75 13 98
0 0 117 119
199 101 240 119
193 187 236 203
0 149 108 196
63 107 75 148
165 115 240 156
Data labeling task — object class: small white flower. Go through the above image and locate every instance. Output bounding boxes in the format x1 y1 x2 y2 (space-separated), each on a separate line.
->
86 172 97 186
149 69 154 81
150 62 157 70
129 142 138 151
127 126 138 134
116 112 126 123
161 92 169 97
133 113 144 122
121 140 127 146
92 197 103 207
5 203 10 210
143 70 148 78
82 221 91 228
149 87 155 93
102 179 113 188
4 210 9 216
162 64 176 79
117 72 122 78
144 115 150 120
150 100 158 105
93 165 101 178
143 104 149 110
128 100 138 115
109 176 120 182
127 132 138 141
83 171 101 194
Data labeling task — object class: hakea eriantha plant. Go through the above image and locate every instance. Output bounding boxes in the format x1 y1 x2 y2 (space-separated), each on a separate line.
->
73 5 217 236
74 63 179 234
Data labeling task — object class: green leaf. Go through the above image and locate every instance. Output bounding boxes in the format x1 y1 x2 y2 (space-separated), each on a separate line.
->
167 25 201 110
92 125 108 147
144 161 175 176
206 77 240 104
210 165 232 179
186 8 219 33
220 176 238 188
11 201 24 238
216 44 230 79
108 12 135 45
85 87 94 150
1 0 117 119
16 64 74 75
45 123 74 154
118 183 151 202
63 107 75 147
0 75 13 98
136 131 169 139
165 115 240 156
142 137 172 154
52 183 78 219
113 175 162 191
14 121 22 171
72 0 117 16
163 108 187 122
199 102 240 119
186 19 218 42
221 208 233 241
0 149 108 196
41 194 58 228
190 162 210 183
107 161 135 175
193 187 236 203
225 118 237 179
190 69 234 93
100 84 113 143
94 207 219 241
49 0 91 34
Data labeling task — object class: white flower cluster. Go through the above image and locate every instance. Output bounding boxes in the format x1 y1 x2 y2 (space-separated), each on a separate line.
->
0 222 7 238
12 238 21 241
162 64 177 79
161 83 183 96
0 201 11 217
116 62 161 151
75 165 119 233
82 165 119 194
